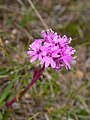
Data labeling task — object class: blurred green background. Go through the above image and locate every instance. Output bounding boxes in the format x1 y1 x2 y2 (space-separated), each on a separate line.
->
0 0 90 120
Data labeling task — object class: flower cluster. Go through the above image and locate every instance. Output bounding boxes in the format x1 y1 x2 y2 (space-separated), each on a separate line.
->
28 29 76 71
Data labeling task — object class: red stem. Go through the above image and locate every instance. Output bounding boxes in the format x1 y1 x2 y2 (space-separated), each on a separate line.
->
6 66 44 107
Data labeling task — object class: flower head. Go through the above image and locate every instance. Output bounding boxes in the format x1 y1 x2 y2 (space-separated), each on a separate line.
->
28 29 76 70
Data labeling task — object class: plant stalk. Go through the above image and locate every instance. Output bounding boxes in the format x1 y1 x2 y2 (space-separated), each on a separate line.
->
6 66 44 107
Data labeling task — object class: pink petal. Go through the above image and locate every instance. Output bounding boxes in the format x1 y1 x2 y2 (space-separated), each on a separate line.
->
53 36 58 43
45 58 50 68
30 55 38 62
30 44 36 51
61 35 68 44
52 53 60 58
52 50 60 58
41 31 47 38
48 31 53 37
38 54 42 60
27 51 36 56
40 57 47 64
36 39 44 42
51 46 59 51
50 59 56 68
62 57 70 69
42 51 47 56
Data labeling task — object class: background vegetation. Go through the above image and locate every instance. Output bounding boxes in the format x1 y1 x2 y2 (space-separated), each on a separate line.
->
0 0 90 120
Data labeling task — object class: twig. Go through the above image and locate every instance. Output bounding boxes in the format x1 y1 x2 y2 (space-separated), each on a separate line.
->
0 5 27 15
28 112 39 120
15 23 33 40
17 0 26 7
28 0 49 30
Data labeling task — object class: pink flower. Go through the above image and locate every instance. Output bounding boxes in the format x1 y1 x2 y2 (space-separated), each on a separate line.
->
27 40 43 62
28 29 76 70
